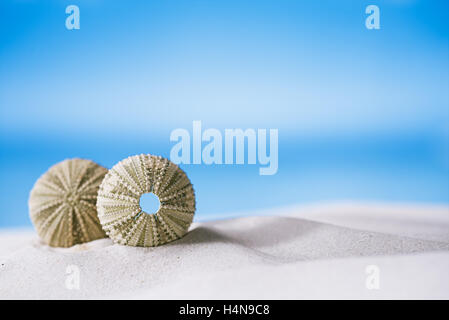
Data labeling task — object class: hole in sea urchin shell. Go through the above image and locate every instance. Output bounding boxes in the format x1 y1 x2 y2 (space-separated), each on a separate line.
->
139 192 161 216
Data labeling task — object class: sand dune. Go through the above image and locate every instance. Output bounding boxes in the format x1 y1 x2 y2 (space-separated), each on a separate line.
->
0 203 448 299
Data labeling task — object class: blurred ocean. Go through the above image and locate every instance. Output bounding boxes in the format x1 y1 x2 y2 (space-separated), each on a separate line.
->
1 0 448 227
1 129 448 227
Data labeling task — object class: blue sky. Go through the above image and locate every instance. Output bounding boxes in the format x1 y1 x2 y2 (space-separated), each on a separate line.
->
0 0 448 227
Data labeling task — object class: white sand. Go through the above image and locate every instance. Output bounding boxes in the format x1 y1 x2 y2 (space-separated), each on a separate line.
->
0 202 448 299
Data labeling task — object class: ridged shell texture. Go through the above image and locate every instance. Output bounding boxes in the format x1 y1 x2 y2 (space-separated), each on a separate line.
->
96 154 196 247
29 159 108 247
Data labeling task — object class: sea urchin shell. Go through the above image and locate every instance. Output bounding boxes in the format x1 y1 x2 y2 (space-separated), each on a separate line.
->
29 159 108 247
96 154 196 247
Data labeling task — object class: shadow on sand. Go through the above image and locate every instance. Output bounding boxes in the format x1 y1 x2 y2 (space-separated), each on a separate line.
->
169 216 449 261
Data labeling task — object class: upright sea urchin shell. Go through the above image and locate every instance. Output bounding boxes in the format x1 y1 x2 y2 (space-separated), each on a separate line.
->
96 154 196 247
29 159 108 247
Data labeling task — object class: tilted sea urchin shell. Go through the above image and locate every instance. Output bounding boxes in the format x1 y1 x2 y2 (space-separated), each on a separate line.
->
29 159 108 247
96 154 196 247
